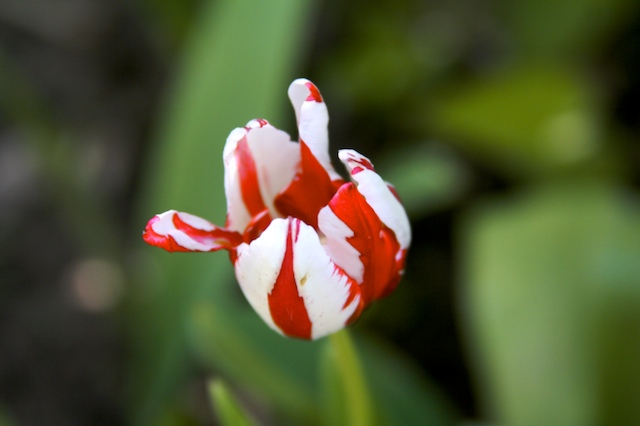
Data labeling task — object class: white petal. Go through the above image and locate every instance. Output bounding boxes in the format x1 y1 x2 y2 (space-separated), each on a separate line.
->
317 205 364 283
291 219 361 339
143 210 242 252
288 79 342 181
223 121 299 232
234 219 289 334
338 149 412 249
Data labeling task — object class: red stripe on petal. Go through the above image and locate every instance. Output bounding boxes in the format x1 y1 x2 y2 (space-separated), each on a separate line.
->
143 216 192 252
236 136 268 217
172 213 243 248
143 212 243 253
387 184 402 202
327 184 404 306
274 141 343 229
305 81 323 102
242 209 273 243
338 265 365 325
268 219 312 339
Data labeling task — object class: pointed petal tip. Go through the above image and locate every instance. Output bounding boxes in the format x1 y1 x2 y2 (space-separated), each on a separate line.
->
289 78 311 92
142 210 242 253
142 211 187 252
338 149 375 175
245 118 270 129
288 78 324 106
224 120 272 157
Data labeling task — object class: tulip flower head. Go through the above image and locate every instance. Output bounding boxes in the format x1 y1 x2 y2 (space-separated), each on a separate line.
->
143 79 411 340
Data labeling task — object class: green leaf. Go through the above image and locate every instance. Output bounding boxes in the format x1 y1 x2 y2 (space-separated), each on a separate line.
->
497 0 635 58
208 379 257 426
427 64 602 177
460 180 640 425
379 142 469 218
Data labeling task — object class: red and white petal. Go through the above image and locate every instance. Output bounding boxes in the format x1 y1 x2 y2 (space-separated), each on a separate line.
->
338 149 411 250
223 120 300 232
317 201 364 283
288 79 342 181
234 217 362 340
291 218 363 339
273 140 344 229
318 183 404 305
143 210 242 252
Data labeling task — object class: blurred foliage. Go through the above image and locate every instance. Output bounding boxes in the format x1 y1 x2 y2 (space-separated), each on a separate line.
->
460 181 640 425
1 0 640 424
427 63 604 177
319 331 373 426
208 379 257 426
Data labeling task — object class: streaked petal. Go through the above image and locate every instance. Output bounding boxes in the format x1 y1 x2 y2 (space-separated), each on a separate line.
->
338 149 411 250
274 141 343 229
317 198 363 283
291 218 363 339
319 183 405 305
234 217 363 340
288 78 342 181
143 210 242 252
223 119 300 233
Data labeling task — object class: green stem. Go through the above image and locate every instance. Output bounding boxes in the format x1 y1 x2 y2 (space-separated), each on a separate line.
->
328 330 374 426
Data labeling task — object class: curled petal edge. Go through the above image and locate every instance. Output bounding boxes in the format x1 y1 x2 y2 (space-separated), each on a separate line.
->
143 210 242 252
338 149 412 250
223 119 300 233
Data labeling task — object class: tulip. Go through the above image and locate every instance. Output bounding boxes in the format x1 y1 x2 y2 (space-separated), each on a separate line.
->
143 79 411 340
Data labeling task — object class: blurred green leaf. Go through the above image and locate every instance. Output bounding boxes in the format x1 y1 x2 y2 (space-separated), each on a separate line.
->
0 51 120 257
189 302 319 423
130 0 313 424
460 180 640 425
380 142 469 218
320 331 374 426
322 20 424 109
498 0 636 58
427 64 602 177
0 406 15 426
208 379 257 426
133 0 197 46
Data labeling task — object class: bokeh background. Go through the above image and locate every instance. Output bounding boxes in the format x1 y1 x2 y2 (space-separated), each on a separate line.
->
1 0 640 424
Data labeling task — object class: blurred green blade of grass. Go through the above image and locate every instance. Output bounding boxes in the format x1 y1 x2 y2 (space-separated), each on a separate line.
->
460 180 640 425
130 0 313 424
208 379 257 426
